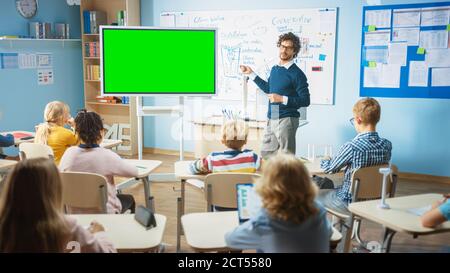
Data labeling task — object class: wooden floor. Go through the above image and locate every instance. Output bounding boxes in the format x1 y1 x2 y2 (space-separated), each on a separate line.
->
119 153 450 253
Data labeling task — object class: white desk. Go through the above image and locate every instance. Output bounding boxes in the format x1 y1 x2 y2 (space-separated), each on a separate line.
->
348 193 450 253
0 159 17 179
1 131 35 146
123 159 162 209
182 211 342 252
173 159 328 251
70 214 166 252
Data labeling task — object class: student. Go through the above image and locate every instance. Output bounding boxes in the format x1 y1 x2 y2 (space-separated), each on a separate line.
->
59 110 137 214
225 152 332 253
0 158 115 253
317 98 392 216
0 133 15 159
189 119 261 174
421 194 450 228
35 101 78 165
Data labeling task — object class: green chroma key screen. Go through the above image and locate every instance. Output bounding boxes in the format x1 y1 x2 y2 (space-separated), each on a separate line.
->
101 28 216 95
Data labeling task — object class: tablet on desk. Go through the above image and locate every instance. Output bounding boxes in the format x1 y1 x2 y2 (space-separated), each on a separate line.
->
236 183 262 223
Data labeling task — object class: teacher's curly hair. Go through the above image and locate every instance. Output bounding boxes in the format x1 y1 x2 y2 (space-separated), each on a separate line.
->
277 32 301 58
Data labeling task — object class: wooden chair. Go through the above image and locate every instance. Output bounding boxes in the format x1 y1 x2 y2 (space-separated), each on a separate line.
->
326 164 398 252
204 173 261 212
60 172 108 214
19 143 54 160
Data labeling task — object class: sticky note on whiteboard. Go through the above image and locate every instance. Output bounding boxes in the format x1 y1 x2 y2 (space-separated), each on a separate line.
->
417 47 426 55
447 24 450 31
319 54 326 61
368 61 377 68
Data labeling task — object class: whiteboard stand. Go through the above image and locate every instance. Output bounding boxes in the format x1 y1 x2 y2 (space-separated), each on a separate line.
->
132 96 185 183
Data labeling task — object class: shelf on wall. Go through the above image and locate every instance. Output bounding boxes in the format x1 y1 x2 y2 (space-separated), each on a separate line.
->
0 38 81 48
86 101 129 107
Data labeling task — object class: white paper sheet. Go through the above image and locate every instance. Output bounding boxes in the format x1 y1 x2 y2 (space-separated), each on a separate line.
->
364 64 401 88
408 61 429 87
407 205 432 216
419 30 449 49
388 42 407 66
176 13 190 27
364 46 388 63
431 68 450 86
425 48 450 67
381 64 401 88
365 30 391 46
392 27 420 46
364 66 383 88
365 9 392 28
18 53 37 69
393 8 421 27
160 14 175 27
37 69 54 85
36 53 52 68
421 7 450 27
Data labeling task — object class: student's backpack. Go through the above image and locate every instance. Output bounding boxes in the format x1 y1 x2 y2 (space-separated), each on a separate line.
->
312 175 335 189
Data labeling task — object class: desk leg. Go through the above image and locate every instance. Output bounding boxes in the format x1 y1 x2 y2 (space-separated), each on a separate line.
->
177 197 182 253
181 179 186 216
343 217 354 253
142 176 151 209
381 228 396 253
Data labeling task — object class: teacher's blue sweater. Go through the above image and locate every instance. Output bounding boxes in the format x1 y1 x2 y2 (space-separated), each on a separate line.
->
254 63 310 119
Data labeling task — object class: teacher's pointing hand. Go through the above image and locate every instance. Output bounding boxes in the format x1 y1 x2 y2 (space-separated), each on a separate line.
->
268 93 284 103
240 65 254 74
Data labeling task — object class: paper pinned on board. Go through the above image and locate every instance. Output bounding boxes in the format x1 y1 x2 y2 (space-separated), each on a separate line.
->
419 30 449 49
408 61 429 87
365 9 392 28
425 48 450 67
431 67 450 86
363 64 401 88
160 13 176 27
18 53 37 69
388 42 408 66
393 8 421 27
420 7 450 27
392 27 420 46
364 46 388 63
365 30 391 46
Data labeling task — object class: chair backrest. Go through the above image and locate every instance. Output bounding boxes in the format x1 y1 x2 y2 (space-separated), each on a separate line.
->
204 173 261 211
19 143 54 160
60 172 108 213
350 164 398 202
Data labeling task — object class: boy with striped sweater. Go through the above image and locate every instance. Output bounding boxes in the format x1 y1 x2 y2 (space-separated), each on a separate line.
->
190 119 261 174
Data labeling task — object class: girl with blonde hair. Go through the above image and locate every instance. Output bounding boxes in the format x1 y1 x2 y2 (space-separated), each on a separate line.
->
0 158 115 253
35 101 78 165
225 152 332 252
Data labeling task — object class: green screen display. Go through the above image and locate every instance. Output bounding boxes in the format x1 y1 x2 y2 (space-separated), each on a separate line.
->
101 28 216 95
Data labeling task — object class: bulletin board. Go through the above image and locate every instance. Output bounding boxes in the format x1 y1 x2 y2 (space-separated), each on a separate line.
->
161 8 337 104
360 2 450 99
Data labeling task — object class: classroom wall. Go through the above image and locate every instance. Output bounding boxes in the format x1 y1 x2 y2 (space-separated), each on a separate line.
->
0 0 83 155
141 0 450 177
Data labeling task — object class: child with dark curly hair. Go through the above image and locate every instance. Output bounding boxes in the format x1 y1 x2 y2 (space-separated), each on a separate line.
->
59 110 137 214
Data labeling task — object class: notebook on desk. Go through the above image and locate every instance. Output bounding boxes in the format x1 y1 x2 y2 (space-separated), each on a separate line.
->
236 183 262 223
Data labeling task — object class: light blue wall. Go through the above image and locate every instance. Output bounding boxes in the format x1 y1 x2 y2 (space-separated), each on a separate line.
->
0 0 83 155
141 0 450 177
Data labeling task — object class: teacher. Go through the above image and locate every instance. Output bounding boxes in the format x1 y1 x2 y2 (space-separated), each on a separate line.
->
240 32 310 158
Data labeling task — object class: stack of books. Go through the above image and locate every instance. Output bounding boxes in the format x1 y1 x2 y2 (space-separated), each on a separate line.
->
54 23 70 39
83 10 107 34
96 96 122 104
29 22 53 39
85 65 100 80
84 42 100 57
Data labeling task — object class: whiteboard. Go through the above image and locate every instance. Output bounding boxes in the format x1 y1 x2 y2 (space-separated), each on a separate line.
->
160 8 337 105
